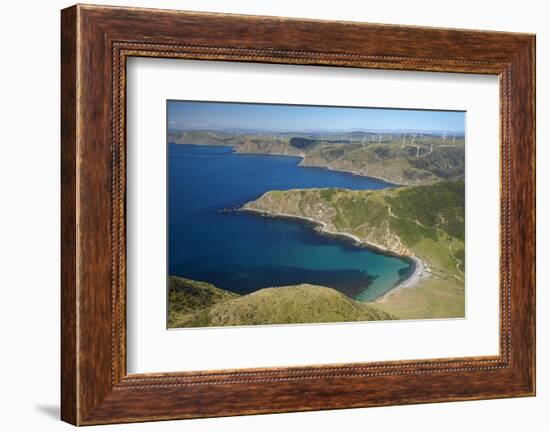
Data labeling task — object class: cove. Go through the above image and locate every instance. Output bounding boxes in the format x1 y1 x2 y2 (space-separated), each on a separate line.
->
168 144 412 301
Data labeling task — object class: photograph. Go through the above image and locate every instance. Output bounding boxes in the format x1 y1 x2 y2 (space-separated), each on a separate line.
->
167 101 466 328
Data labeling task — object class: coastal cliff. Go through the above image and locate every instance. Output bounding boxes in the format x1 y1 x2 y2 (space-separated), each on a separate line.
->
243 188 412 257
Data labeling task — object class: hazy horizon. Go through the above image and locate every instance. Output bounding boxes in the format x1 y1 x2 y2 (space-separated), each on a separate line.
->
168 100 465 134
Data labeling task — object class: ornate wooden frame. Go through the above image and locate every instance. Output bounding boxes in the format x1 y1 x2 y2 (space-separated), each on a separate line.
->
61 4 536 425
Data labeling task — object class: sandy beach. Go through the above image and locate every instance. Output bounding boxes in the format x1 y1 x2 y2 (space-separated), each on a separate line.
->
375 256 429 303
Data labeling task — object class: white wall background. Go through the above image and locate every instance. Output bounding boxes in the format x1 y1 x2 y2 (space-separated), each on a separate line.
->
0 0 546 429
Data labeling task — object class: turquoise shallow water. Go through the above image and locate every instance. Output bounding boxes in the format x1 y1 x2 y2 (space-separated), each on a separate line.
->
168 144 412 301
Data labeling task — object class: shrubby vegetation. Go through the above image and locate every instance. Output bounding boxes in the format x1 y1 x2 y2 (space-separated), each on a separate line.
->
168 277 239 327
385 181 465 241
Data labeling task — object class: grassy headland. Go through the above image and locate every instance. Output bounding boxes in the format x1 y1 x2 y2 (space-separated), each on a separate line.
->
168 276 395 328
242 181 465 319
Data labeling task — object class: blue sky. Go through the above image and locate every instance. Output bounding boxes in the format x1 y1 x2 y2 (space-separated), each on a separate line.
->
168 100 465 133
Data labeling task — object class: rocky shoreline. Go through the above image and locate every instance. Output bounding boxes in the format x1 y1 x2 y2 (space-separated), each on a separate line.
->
297 160 408 186
236 148 404 185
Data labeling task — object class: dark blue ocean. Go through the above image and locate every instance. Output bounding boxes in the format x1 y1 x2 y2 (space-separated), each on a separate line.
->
168 144 411 301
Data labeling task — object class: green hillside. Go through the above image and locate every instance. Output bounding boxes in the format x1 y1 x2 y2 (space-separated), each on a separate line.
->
242 181 465 319
168 130 465 185
300 143 464 185
168 276 394 328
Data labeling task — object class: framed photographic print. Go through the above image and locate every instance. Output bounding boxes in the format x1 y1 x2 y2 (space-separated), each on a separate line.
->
165 100 465 328
61 4 536 425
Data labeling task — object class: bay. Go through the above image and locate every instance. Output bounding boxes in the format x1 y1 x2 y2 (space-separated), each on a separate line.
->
168 144 412 301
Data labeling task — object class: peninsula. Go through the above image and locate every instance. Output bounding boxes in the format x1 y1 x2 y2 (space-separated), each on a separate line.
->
241 181 465 320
